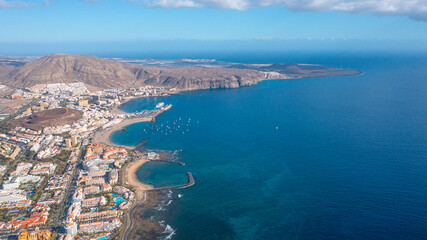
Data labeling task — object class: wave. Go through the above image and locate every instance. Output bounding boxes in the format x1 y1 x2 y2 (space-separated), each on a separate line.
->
167 190 173 198
156 206 165 211
163 224 174 234
164 229 176 240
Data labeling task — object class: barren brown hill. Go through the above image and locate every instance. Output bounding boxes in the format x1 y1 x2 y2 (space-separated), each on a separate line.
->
0 63 15 79
130 65 266 89
2 53 361 91
3 53 265 90
4 53 138 89
12 108 83 131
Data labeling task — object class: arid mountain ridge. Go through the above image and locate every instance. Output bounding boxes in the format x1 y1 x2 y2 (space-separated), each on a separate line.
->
0 53 361 91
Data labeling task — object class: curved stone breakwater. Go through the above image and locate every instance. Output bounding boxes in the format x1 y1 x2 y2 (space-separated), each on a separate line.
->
147 172 195 191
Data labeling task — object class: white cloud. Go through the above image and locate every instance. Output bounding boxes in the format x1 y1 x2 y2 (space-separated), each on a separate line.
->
137 0 427 21
144 0 201 8
0 0 38 7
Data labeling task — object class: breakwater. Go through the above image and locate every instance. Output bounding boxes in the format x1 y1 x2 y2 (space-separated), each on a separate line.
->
148 172 194 191
151 158 185 166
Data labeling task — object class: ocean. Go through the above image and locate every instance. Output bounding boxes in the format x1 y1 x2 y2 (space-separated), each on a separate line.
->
110 51 427 240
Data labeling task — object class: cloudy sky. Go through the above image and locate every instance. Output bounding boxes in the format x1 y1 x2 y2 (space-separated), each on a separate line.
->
0 0 426 54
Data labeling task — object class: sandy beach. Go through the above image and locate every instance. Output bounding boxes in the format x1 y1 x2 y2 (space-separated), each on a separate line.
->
120 158 156 240
92 117 151 147
124 158 153 200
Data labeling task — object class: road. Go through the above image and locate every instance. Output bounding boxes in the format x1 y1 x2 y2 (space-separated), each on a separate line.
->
49 149 81 230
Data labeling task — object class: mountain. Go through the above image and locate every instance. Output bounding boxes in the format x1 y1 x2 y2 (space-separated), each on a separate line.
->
0 53 361 91
4 53 138 89
2 53 265 90
0 63 15 79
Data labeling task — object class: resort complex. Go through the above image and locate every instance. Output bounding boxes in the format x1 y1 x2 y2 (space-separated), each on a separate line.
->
0 83 175 239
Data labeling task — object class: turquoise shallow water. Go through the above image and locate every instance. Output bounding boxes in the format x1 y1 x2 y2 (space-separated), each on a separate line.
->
110 52 427 240
135 161 188 188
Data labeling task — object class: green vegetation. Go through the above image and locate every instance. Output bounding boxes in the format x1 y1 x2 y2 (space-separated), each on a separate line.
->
51 149 72 163
82 208 92 213
0 209 13 222
20 150 36 161
59 99 69 108
2 160 18 182
31 176 48 206
54 162 66 175
99 205 110 212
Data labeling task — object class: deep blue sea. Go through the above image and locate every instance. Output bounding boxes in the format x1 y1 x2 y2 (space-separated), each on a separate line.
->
111 51 427 240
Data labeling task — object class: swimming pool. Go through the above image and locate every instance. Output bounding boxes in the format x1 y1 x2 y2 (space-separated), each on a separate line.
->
92 234 110 240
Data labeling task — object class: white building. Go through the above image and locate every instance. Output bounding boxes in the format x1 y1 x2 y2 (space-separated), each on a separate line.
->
2 181 20 190
65 221 78 236
0 190 27 203
16 162 33 173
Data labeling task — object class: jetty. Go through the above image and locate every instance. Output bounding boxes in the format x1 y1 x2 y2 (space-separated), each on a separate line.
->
134 139 148 150
151 104 173 124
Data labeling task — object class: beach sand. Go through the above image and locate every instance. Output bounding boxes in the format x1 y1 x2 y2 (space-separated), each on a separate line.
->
120 159 157 240
92 117 151 146
124 159 153 200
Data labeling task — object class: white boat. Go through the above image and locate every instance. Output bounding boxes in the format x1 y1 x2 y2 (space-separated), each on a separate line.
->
156 102 165 109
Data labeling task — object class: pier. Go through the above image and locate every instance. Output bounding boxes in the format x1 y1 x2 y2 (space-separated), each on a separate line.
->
148 172 195 191
151 104 172 124
134 139 148 150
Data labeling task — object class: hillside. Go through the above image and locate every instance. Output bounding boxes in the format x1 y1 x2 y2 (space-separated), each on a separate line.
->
0 63 15 79
4 53 138 89
1 53 266 90
0 53 361 91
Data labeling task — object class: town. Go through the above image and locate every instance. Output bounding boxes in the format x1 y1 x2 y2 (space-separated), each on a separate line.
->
0 82 174 240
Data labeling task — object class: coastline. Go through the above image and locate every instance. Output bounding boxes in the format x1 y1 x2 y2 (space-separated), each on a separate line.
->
110 97 139 115
95 97 179 239
121 159 164 240
123 158 153 200
93 100 162 239
92 116 151 146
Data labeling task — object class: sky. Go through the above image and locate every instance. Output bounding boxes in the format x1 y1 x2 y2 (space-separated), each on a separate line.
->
0 0 426 55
